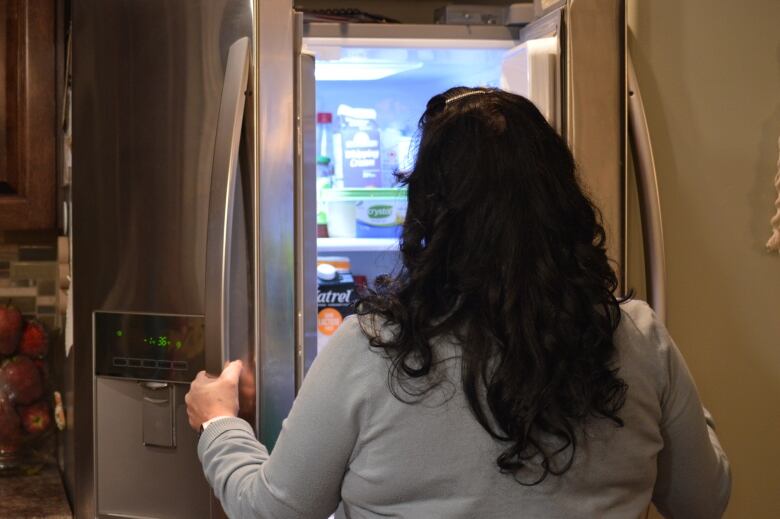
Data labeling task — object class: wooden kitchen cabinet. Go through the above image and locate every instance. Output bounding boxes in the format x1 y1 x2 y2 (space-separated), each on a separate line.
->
0 0 56 230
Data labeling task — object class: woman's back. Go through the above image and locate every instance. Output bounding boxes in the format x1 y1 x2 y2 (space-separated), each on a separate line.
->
311 300 727 518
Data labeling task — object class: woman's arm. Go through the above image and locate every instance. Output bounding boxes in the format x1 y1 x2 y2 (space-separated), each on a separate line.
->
651 327 732 518
196 317 373 518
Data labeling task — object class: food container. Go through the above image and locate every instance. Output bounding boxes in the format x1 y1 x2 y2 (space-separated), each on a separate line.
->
322 188 407 238
316 264 356 351
317 256 351 273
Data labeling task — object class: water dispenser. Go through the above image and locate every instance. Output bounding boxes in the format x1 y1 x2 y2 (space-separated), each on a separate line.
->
93 311 217 518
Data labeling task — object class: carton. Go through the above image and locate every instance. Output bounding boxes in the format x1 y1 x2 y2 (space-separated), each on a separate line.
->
317 270 356 350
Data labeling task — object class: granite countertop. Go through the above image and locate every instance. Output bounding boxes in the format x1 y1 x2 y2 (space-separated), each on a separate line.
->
0 465 72 518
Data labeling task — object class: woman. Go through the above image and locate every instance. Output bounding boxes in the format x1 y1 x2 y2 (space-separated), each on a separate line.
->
185 87 731 518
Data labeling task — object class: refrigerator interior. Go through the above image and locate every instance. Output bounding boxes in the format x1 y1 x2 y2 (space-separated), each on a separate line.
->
307 39 519 353
315 48 514 270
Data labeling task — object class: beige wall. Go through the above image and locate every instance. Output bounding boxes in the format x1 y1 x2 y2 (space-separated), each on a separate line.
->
628 1 780 517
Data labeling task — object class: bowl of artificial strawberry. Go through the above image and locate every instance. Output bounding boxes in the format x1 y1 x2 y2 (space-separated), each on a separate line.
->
0 304 55 475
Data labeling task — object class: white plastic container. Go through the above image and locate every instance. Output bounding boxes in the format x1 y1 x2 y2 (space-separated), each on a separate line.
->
322 188 407 238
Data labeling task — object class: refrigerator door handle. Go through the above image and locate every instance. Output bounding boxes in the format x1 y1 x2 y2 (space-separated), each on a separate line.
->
205 37 251 373
628 52 667 324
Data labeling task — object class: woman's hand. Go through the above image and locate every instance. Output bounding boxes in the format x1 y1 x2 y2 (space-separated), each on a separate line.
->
185 360 243 431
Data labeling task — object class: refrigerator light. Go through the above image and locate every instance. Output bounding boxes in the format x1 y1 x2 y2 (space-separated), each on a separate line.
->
315 60 423 81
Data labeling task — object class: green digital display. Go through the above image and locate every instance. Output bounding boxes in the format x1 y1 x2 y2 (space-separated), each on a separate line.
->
95 312 205 382
141 335 183 349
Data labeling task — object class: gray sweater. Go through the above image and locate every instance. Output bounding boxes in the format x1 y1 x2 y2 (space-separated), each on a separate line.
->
198 300 731 518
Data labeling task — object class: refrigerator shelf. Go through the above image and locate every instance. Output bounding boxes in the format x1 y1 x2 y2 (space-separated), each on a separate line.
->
317 237 399 252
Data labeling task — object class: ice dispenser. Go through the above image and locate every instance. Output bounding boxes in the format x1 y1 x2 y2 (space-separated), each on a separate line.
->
93 311 215 518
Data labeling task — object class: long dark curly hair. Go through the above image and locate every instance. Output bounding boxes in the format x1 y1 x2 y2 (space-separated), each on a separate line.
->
357 87 628 484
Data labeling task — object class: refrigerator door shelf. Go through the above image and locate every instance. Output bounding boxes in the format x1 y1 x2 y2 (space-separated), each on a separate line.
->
500 7 562 131
501 36 560 129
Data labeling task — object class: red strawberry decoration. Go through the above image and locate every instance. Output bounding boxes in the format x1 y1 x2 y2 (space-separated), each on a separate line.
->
18 401 52 435
19 320 48 358
0 316 55 462
0 356 44 405
0 304 23 356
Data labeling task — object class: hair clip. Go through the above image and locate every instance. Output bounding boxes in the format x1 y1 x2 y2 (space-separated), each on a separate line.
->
445 90 488 105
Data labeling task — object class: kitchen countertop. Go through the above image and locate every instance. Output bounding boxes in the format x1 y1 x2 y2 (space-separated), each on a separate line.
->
0 464 72 518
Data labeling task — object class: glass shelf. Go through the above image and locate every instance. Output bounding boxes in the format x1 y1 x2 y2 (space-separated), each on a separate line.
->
317 237 399 252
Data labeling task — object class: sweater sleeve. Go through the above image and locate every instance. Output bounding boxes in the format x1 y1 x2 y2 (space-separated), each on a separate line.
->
197 317 372 518
647 313 732 518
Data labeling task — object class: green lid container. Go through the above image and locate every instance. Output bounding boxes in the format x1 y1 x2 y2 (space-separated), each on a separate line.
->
322 187 408 238
321 187 407 202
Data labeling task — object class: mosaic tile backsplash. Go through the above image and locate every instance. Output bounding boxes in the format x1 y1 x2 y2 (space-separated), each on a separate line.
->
0 237 60 331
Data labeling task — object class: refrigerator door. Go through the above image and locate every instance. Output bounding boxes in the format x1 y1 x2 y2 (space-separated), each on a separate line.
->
501 0 627 287
252 0 297 448
565 0 626 288
72 0 253 517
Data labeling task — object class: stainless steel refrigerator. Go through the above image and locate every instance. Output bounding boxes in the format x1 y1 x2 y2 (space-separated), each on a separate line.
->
70 0 663 517
72 0 296 517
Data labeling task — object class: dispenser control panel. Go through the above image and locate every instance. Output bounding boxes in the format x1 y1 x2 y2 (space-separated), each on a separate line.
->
94 311 205 383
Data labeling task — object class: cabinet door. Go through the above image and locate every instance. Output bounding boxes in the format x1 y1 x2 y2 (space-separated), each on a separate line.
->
0 0 55 230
